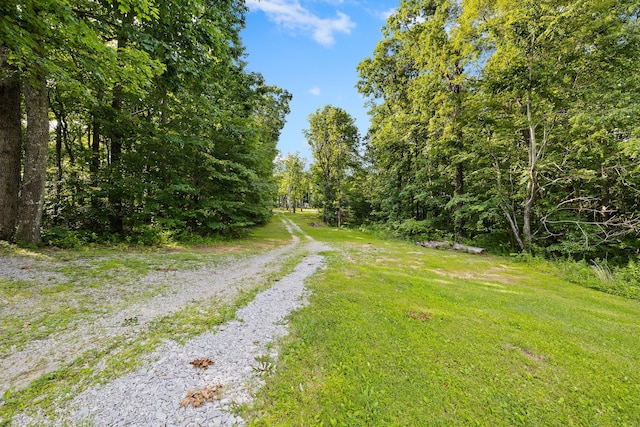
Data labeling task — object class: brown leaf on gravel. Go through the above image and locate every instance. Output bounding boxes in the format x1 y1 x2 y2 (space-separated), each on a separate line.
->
20 265 31 270
190 357 214 369
180 384 222 408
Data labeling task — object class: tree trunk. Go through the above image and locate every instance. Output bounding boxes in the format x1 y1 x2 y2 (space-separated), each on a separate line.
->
109 86 124 233
454 160 464 240
91 117 100 173
50 94 66 221
523 93 538 251
449 60 465 241
90 90 103 174
55 114 63 218
502 204 526 252
0 55 22 241
108 12 134 234
600 160 610 222
336 185 342 227
15 73 49 244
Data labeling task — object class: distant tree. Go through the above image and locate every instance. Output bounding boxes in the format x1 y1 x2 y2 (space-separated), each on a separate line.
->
305 106 360 226
281 153 306 212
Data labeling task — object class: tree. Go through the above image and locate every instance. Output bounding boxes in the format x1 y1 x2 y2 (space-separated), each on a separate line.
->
15 71 49 243
1 0 60 243
284 153 306 212
357 0 481 240
0 0 291 244
305 106 360 226
470 0 640 253
357 0 640 258
0 0 158 243
0 49 22 241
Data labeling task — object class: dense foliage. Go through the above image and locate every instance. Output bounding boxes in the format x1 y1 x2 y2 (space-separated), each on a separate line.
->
356 0 640 261
0 0 290 245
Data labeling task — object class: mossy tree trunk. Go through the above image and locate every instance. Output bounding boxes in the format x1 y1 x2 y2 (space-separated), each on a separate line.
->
15 72 49 244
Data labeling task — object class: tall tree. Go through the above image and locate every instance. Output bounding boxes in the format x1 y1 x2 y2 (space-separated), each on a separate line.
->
357 0 640 257
0 49 22 241
1 0 52 243
305 106 360 226
471 0 640 252
281 153 306 212
0 0 154 243
15 71 49 243
357 0 480 239
1 0 291 245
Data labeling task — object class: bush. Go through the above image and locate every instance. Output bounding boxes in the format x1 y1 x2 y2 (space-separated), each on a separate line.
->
555 257 639 300
41 227 91 249
613 258 640 299
126 226 174 246
389 219 447 241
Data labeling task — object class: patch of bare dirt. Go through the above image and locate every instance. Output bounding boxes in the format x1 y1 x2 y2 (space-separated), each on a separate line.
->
406 311 432 321
190 243 268 254
428 266 522 285
504 344 547 363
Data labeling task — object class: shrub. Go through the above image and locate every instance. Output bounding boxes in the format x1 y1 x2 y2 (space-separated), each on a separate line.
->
554 257 639 300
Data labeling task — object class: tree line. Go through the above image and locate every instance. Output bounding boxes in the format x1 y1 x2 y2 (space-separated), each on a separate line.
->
305 0 639 261
0 0 290 245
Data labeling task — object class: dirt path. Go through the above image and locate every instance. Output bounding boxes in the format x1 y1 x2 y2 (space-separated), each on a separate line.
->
0 218 313 395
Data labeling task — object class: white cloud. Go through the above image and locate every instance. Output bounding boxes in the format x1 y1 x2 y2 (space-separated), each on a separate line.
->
246 0 356 46
379 7 396 21
309 86 321 95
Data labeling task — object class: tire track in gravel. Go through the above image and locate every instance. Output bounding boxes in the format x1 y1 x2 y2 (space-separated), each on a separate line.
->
0 219 306 395
13 219 331 426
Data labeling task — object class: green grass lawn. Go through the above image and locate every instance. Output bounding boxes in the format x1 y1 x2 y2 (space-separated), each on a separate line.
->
248 211 640 426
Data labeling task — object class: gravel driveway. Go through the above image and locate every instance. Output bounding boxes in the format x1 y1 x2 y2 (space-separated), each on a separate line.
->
1 218 330 426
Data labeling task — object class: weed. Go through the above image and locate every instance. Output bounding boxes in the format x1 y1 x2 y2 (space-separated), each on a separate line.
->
121 316 139 326
253 355 275 376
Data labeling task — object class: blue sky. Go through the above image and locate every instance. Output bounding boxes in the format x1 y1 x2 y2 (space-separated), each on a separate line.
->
241 0 397 162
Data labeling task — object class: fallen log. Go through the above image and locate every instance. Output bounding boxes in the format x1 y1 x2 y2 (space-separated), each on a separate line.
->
452 243 486 254
415 241 451 250
416 241 486 255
